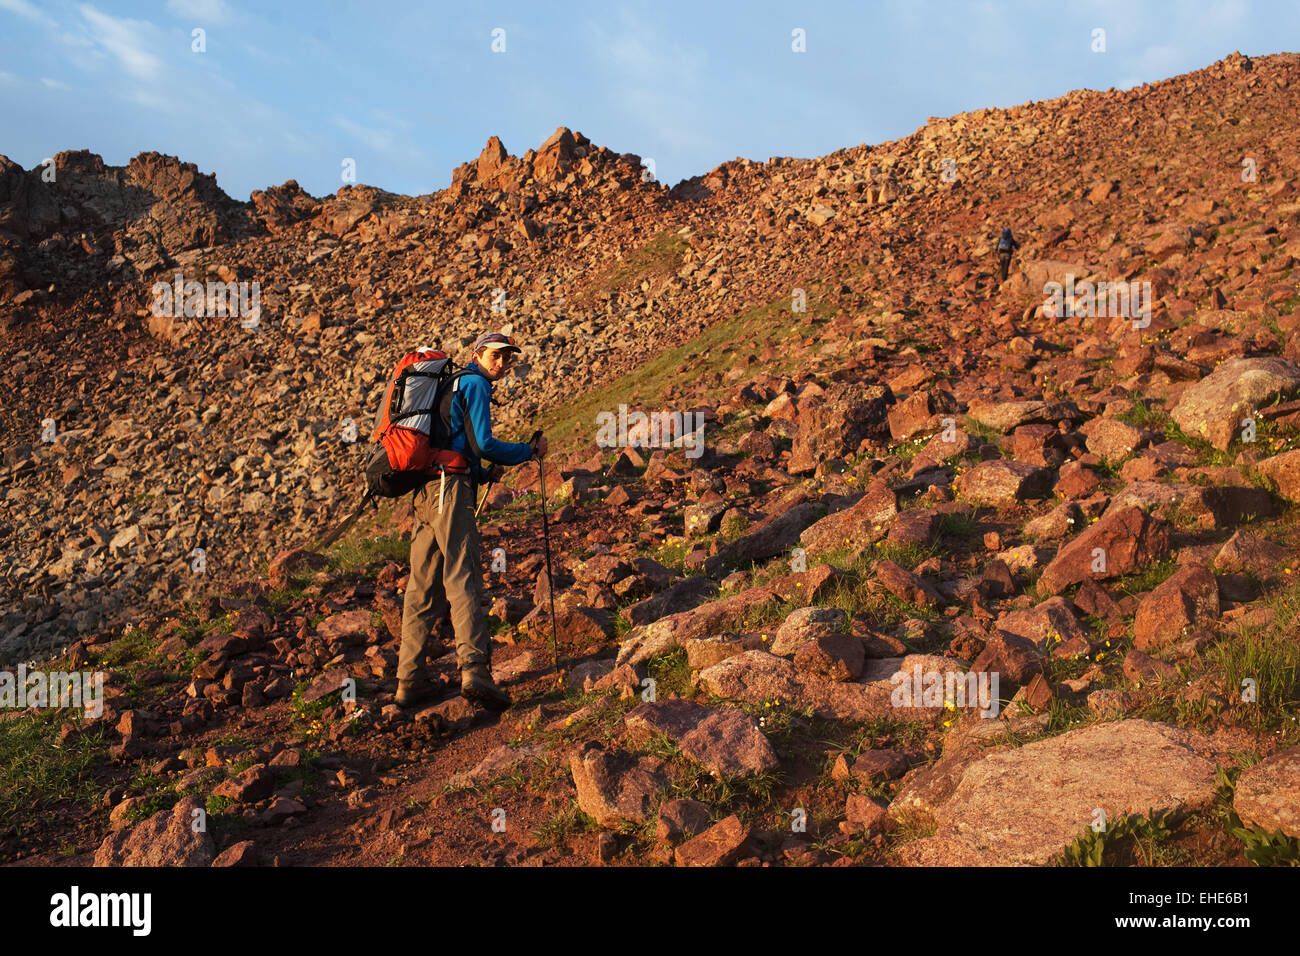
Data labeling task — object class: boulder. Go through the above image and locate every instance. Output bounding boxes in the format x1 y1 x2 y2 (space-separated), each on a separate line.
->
624 577 719 627
995 596 1089 652
1104 480 1277 530
617 583 783 666
1213 530 1288 577
969 629 1045 689
956 459 1052 505
1038 506 1170 594
1234 746 1300 838
656 798 712 844
892 720 1219 865
1082 418 1150 464
704 502 821 577
873 559 943 608
1132 564 1220 652
1170 357 1300 451
674 814 751 866
625 699 778 777
793 631 866 681
93 796 215 866
1254 450 1300 503
769 606 847 656
965 399 1081 434
569 743 670 827
788 384 894 475
798 479 897 556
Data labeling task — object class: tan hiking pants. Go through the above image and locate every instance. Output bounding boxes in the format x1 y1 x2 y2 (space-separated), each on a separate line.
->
398 471 489 681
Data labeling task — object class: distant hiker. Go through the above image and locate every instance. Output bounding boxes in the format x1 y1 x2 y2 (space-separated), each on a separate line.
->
996 228 1020 281
397 331 546 711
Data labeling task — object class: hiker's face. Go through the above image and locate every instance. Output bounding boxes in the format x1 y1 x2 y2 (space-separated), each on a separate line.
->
478 348 515 380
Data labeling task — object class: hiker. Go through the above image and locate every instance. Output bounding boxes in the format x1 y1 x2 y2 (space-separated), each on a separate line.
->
396 331 547 710
996 228 1020 281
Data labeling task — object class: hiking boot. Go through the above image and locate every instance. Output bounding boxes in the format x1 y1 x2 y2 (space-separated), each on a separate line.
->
396 678 437 710
461 668 510 711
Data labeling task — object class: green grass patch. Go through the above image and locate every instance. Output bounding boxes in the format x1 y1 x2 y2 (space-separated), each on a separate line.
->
1056 809 1177 866
1231 821 1300 866
575 228 689 301
1111 557 1179 598
717 514 749 544
1204 577 1300 733
872 541 941 569
962 417 1002 445
205 793 238 817
1162 421 1233 468
91 626 159 669
328 531 409 574
937 510 981 544
1114 398 1167 430
533 804 599 849
645 648 693 700
289 682 338 737
123 791 177 824
0 712 108 839
536 295 807 455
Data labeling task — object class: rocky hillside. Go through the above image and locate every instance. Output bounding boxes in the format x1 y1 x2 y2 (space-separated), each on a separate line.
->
2 51 1299 868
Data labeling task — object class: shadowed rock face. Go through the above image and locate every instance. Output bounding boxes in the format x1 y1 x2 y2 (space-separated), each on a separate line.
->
2 149 257 271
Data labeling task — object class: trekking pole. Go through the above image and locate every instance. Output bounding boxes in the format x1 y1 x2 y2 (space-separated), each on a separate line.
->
475 481 493 517
532 429 561 679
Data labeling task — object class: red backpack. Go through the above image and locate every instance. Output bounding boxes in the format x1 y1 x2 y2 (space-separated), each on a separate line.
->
315 346 477 548
363 346 473 498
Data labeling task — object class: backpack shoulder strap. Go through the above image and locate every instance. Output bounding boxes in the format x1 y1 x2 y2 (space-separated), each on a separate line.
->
452 370 488 460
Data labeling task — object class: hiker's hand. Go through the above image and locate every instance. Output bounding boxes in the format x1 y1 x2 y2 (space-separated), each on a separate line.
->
532 434 548 459
486 465 505 483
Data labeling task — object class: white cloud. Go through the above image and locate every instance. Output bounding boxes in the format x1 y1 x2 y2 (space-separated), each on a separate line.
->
333 115 396 154
0 0 56 28
40 76 71 90
165 0 232 25
130 87 174 112
331 111 431 170
241 41 292 66
78 4 164 81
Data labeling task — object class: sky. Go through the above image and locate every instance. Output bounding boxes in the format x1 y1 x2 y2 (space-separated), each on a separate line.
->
0 0 1296 201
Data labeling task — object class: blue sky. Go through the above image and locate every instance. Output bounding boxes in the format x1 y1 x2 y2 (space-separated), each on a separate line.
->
0 0 1294 201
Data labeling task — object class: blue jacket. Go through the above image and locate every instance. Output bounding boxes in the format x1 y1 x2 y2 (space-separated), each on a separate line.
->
448 362 534 482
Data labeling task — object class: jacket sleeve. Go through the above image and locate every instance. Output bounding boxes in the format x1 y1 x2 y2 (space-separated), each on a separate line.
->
459 376 534 468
